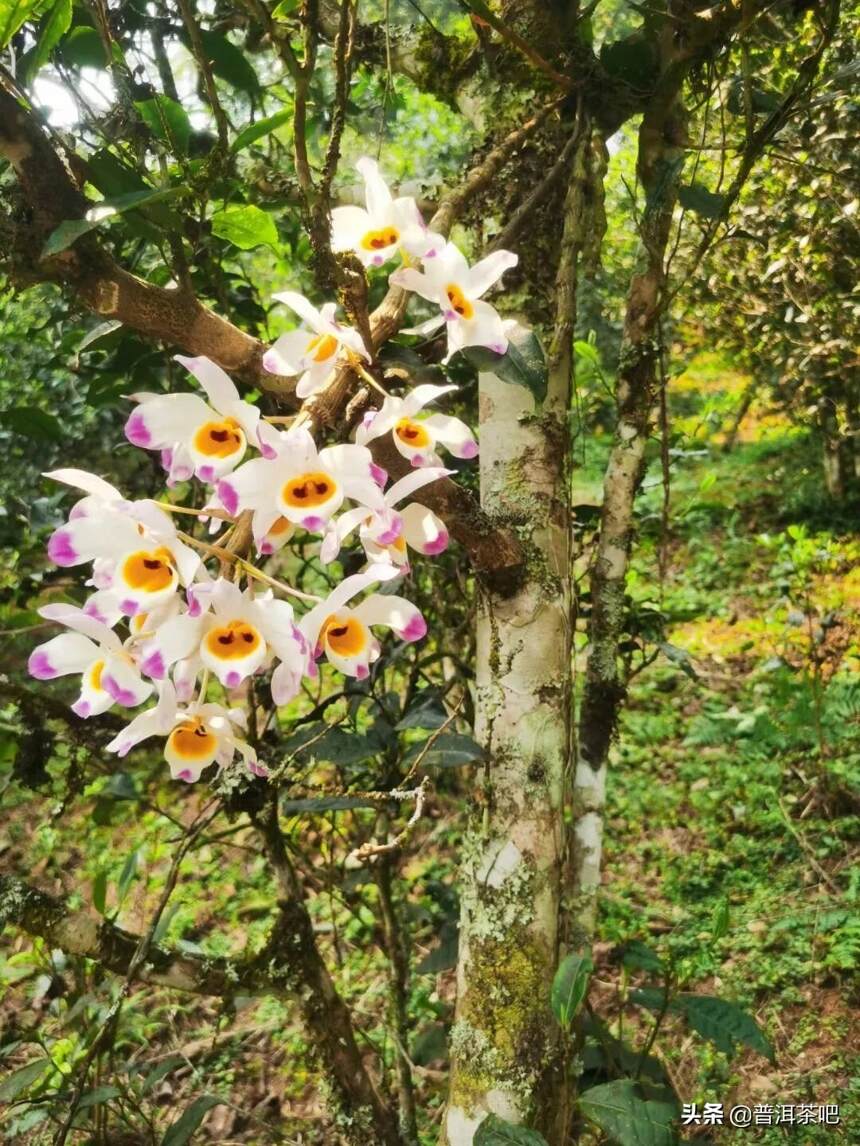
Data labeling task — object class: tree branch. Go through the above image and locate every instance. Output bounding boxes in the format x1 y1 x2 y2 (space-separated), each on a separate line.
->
0 874 280 997
0 84 296 398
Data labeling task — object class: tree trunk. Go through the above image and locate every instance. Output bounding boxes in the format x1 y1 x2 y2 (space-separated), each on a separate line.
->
572 82 688 937
442 125 595 1143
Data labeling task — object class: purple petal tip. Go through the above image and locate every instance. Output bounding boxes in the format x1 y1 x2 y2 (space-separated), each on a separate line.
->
28 650 56 679
47 530 78 567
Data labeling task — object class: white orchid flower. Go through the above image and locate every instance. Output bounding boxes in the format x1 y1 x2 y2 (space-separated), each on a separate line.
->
320 466 452 568
125 355 281 485
138 577 309 704
263 292 369 399
216 426 385 543
44 469 199 616
28 604 153 718
105 680 263 783
331 157 443 268
390 241 517 362
355 384 477 467
299 566 427 680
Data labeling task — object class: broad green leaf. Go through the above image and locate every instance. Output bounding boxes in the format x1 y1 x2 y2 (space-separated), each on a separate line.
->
574 339 601 365
211 205 278 250
411 1022 447 1065
629 986 670 1012
190 29 258 93
27 0 71 75
580 1079 678 1146
658 642 699 681
92 870 108 916
0 406 64 442
59 25 106 68
117 847 141 906
0 0 42 49
135 96 192 154
680 996 775 1063
272 0 300 16
599 34 660 92
77 1085 121 1109
141 1054 186 1093
161 1095 226 1146
0 1057 52 1101
231 109 292 153
281 795 379 814
678 183 727 220
41 187 187 257
620 940 663 974
403 732 483 769
76 320 123 356
416 921 458 974
462 325 547 403
395 692 449 730
551 950 593 1027
280 721 388 768
103 771 139 800
474 1114 549 1145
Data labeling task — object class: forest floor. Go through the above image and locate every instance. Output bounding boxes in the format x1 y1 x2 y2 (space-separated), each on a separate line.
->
1 354 858 1143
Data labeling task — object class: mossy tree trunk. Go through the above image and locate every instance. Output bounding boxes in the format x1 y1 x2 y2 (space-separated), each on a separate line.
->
442 125 596 1143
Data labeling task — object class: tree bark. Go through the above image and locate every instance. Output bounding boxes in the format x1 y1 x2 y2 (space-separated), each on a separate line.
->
441 123 594 1143
573 77 688 939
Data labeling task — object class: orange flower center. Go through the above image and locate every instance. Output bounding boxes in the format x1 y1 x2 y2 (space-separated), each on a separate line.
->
282 471 336 509
445 283 474 319
305 333 339 363
395 418 431 450
203 619 262 661
88 660 105 691
192 417 244 458
120 548 175 592
361 227 399 252
268 516 293 538
167 719 218 761
320 615 366 657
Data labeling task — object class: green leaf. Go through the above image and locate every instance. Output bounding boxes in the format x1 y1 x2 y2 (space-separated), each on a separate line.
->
280 721 388 768
92 870 108 916
416 920 458 974
59 25 106 68
580 1079 678 1146
474 1115 549 1145
77 1085 121 1110
190 29 258 93
599 34 660 92
551 950 593 1027
141 1054 186 1093
574 339 601 365
0 406 64 442
281 795 379 814
103 771 139 800
0 0 42 49
620 940 663 975
231 109 292 153
403 732 483 769
658 642 699 681
461 325 547 403
395 692 449 730
27 0 71 75
211 204 278 250
135 96 192 154
678 184 727 220
679 996 775 1063
117 847 141 906
41 187 187 257
0 1057 52 1101
272 0 301 16
161 1095 226 1146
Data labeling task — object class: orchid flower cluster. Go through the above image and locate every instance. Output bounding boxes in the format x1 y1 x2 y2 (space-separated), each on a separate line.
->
29 158 516 786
